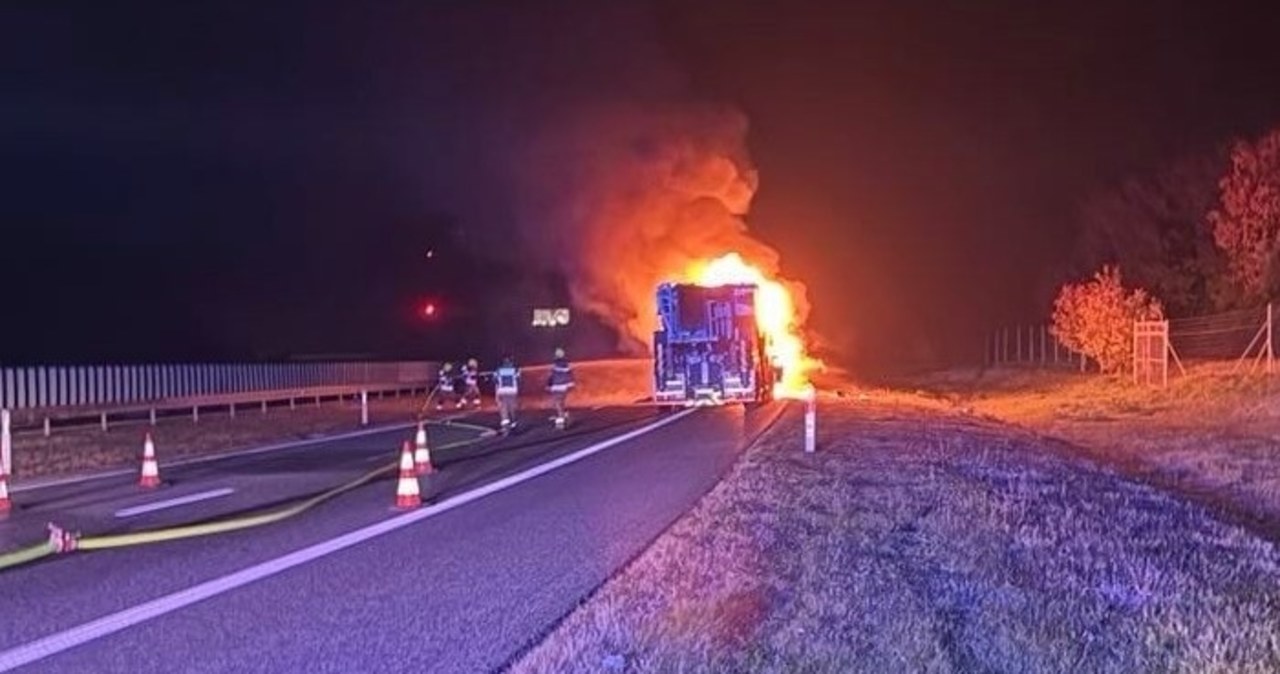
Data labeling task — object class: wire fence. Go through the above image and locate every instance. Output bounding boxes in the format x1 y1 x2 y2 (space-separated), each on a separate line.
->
988 303 1275 377
1167 305 1268 362
986 325 1093 371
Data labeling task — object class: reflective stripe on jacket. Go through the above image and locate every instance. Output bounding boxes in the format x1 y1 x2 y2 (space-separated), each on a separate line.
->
495 366 519 393
548 358 574 391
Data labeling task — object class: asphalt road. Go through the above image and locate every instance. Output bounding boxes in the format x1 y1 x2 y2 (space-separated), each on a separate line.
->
0 420 484 550
0 401 786 673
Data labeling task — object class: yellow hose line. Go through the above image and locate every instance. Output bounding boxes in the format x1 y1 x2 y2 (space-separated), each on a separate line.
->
0 541 56 571
76 436 480 551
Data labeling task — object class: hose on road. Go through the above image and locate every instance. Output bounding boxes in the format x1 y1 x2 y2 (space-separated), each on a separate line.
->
0 429 490 571
0 541 57 570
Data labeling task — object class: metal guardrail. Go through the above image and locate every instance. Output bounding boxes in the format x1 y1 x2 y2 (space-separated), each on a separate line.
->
0 361 440 442
0 361 433 411
3 381 433 437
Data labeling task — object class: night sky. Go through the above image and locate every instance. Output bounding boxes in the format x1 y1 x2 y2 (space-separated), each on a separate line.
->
6 1 1280 370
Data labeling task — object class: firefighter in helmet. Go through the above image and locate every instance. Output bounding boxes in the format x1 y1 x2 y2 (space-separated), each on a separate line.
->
546 347 575 428
434 362 458 410
494 355 520 430
460 358 482 408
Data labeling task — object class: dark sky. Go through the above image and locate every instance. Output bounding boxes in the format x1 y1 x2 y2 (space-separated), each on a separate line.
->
5 1 1280 369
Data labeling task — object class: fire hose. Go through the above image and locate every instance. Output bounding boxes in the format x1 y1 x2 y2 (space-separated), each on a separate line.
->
0 431 488 572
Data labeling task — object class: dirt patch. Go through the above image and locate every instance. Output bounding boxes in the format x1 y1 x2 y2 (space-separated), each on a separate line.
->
511 400 1280 673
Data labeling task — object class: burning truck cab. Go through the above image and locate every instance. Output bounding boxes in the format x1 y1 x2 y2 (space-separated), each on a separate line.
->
652 282 782 405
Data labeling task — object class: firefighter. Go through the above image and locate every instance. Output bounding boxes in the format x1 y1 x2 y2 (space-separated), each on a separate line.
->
494 355 520 430
546 347 575 428
434 362 457 410
460 358 482 408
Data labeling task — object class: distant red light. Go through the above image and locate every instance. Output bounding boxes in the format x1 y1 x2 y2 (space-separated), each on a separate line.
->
422 302 438 318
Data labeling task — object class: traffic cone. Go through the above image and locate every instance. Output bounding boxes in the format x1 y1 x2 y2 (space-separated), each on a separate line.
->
0 465 11 517
394 441 421 510
139 433 161 489
414 422 433 475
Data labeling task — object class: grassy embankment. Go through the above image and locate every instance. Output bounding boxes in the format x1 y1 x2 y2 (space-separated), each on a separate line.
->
512 365 1280 672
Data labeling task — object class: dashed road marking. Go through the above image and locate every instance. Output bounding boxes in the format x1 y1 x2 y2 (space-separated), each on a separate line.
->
113 488 237 519
0 407 697 673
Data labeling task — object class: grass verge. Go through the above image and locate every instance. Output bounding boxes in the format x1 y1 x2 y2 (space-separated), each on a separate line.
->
511 399 1280 673
898 362 1280 530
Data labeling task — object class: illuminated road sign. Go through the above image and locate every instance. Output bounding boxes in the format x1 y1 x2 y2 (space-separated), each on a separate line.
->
532 308 570 327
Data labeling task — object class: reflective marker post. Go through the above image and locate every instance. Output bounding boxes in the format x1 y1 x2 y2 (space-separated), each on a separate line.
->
360 390 369 427
803 386 816 454
1 409 10 475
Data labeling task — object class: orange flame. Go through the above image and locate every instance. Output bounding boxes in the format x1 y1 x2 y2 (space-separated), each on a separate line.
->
684 253 817 397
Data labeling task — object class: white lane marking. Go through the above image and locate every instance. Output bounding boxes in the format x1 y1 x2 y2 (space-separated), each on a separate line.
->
12 421 431 494
0 407 696 672
112 488 237 519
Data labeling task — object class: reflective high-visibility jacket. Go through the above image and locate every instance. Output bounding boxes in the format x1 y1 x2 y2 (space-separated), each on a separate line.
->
495 365 519 394
462 365 479 387
547 358 575 392
437 370 455 392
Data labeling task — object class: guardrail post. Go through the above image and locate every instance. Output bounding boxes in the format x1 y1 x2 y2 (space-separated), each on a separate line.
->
289 397 296 411
100 412 108 432
229 402 236 419
2 409 10 476
360 390 369 426
804 387 816 454
150 408 157 426
193 405 199 424
261 400 268 415
43 418 51 438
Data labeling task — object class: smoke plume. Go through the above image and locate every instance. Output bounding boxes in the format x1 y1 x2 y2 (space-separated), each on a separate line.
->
511 101 813 354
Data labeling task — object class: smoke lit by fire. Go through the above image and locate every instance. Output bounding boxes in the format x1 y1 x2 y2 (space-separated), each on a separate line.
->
685 253 817 396
511 102 820 388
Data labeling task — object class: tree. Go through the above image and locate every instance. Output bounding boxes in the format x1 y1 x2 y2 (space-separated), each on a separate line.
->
1071 149 1229 315
1051 266 1164 375
1209 128 1280 303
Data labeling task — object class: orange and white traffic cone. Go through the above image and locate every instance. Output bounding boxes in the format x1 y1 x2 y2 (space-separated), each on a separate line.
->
394 441 421 510
139 433 161 489
414 422 433 475
0 465 11 517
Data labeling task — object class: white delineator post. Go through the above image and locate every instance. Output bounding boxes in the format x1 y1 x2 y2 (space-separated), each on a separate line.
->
360 390 369 426
2 409 11 476
803 386 816 454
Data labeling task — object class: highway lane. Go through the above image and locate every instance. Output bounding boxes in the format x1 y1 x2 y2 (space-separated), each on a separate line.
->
0 402 787 673
0 405 680 656
0 422 485 551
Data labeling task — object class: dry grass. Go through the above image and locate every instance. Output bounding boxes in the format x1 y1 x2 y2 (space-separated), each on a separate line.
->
897 363 1280 527
521 358 651 408
511 400 1280 673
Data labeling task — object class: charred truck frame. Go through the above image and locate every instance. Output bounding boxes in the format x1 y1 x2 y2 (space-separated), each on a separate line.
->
652 282 780 405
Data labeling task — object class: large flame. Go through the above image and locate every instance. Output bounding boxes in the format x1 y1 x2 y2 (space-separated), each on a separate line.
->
684 253 816 397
